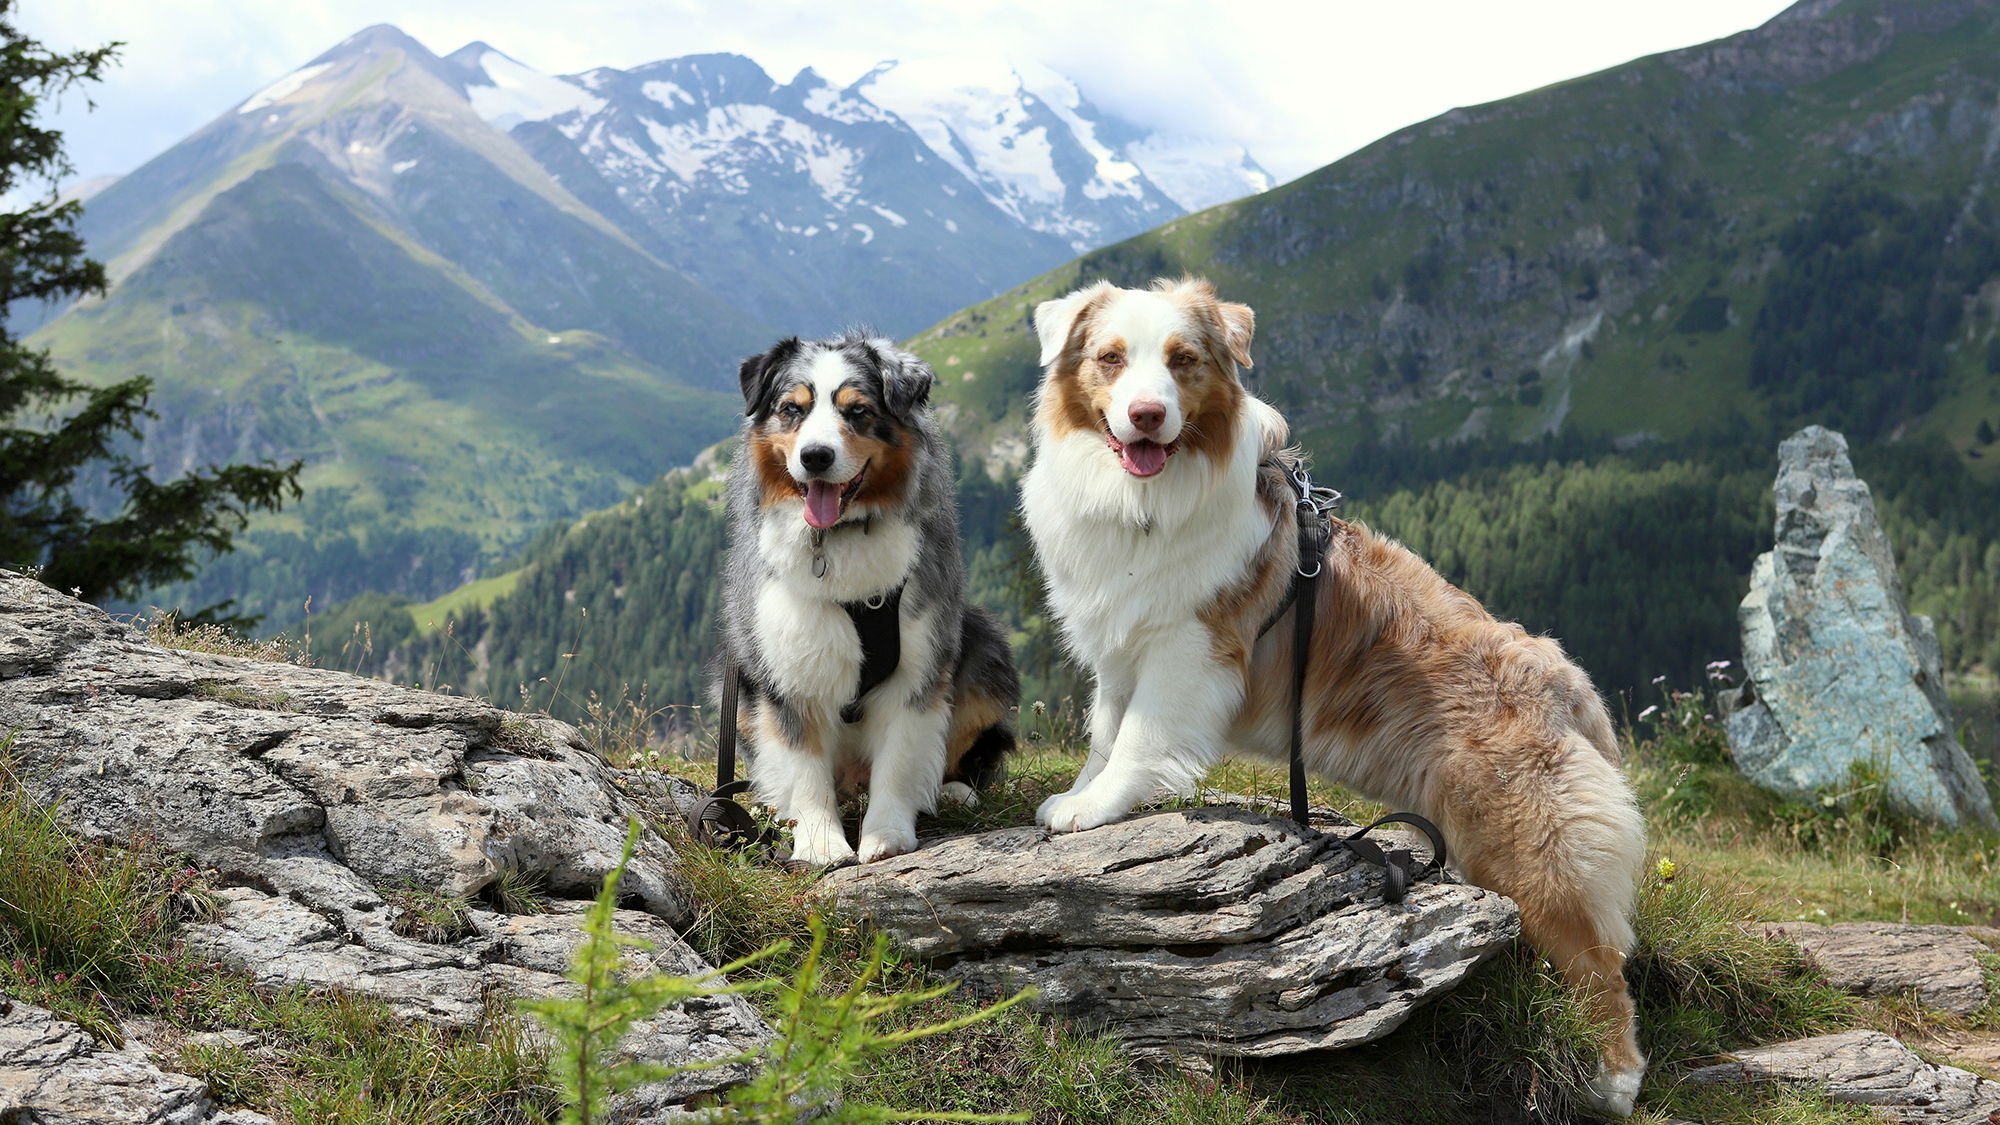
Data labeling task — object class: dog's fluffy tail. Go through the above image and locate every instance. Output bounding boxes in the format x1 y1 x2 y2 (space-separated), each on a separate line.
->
945 604 1020 791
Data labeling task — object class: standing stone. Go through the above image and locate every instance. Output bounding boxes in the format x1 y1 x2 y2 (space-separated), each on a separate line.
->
1723 427 1998 830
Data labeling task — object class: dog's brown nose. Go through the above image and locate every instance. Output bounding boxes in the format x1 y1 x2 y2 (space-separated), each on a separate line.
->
1128 400 1165 435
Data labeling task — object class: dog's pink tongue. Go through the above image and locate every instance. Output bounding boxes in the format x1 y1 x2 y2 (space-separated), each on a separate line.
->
803 480 842 528
1121 440 1169 477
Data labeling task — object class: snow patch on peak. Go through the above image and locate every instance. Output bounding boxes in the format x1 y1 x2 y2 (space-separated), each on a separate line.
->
464 51 606 131
642 80 696 108
1014 60 1141 200
803 84 892 125
239 63 334 114
857 56 1066 219
637 104 862 203
1124 134 1271 211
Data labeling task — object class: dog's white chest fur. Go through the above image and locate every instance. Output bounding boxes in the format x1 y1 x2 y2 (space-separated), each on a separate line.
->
1021 410 1272 661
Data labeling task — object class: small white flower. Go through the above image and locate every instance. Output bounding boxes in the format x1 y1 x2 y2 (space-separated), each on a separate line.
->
1638 705 1658 720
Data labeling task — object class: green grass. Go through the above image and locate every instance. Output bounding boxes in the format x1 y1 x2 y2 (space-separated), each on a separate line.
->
408 571 523 636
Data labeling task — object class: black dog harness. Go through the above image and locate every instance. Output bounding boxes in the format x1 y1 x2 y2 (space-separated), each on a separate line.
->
840 586 902 724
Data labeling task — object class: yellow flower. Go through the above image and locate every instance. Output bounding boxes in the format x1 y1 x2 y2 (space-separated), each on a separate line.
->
1655 858 1678 883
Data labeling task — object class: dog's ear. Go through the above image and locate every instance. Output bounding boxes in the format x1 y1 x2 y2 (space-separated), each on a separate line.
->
1216 300 1254 370
873 342 934 419
1034 281 1116 368
738 337 800 417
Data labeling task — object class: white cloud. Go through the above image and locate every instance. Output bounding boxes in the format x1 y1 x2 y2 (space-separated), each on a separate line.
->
22 0 1797 190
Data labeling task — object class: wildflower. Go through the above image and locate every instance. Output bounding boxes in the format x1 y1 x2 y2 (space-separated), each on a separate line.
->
1032 700 1046 717
1655 858 1677 882
1652 675 1667 685
1706 660 1731 670
1637 705 1658 720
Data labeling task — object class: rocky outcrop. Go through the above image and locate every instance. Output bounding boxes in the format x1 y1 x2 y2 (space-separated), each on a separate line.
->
0 570 689 919
822 808 1520 1060
1722 427 1999 830
0 997 271 1125
1758 922 1992 1015
1685 1029 2000 1124
0 572 772 1118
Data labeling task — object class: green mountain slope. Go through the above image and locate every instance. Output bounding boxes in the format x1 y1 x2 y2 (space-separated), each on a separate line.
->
909 0 2000 472
31 26 768 623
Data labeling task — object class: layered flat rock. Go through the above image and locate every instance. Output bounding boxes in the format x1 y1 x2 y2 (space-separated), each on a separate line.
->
1758 922 1991 1015
0 996 270 1125
1685 1029 2000 1124
823 808 1519 1059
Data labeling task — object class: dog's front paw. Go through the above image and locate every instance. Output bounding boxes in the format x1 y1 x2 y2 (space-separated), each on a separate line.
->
1036 789 1126 833
790 821 858 869
939 780 981 808
1582 1061 1641 1118
857 825 917 863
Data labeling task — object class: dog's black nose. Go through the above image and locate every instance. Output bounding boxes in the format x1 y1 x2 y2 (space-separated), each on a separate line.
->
799 445 836 474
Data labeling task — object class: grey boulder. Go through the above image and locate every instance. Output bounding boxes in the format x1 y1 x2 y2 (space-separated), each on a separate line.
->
822 808 1520 1059
1723 426 1998 830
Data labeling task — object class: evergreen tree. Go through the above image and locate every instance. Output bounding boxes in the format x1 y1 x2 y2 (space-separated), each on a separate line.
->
0 4 300 615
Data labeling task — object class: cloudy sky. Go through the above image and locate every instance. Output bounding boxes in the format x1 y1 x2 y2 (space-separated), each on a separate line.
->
24 0 1798 192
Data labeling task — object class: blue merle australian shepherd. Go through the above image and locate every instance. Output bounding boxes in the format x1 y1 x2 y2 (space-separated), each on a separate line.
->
715 333 1018 867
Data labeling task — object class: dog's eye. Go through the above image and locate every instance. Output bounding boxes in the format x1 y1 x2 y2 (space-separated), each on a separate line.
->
1098 351 1124 367
1170 351 1198 369
843 404 871 423
779 401 805 418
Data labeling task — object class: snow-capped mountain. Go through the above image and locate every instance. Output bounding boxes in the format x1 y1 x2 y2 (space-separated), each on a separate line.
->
854 57 1270 239
447 45 1271 333
448 46 1073 334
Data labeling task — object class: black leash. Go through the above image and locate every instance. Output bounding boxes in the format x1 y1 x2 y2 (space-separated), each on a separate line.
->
1261 455 1447 905
688 658 768 850
1261 456 1339 827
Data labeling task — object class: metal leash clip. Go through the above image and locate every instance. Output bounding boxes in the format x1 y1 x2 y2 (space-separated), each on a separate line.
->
1289 464 1341 578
